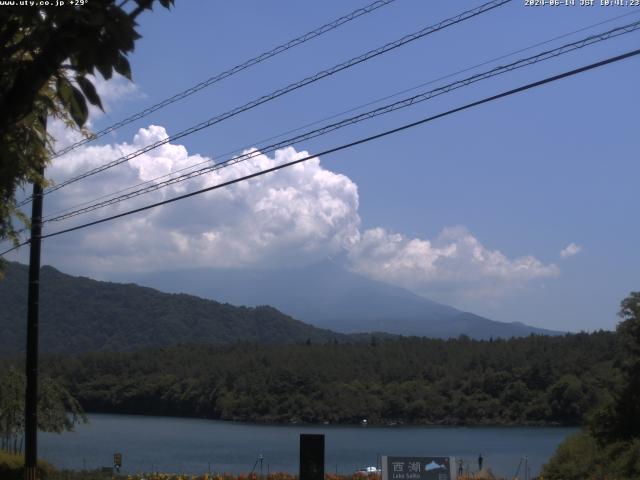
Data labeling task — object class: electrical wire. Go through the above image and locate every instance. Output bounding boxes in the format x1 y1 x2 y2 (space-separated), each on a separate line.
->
21 47 639 245
36 0 512 198
0 242 28 257
43 19 640 223
50 0 399 159
41 8 640 221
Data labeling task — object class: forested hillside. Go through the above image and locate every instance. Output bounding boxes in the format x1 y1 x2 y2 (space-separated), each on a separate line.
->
41 332 621 426
0 262 346 354
128 261 560 339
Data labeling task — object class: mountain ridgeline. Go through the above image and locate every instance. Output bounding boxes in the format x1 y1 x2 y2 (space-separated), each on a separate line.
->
1 261 560 356
123 260 561 338
0 262 346 355
0 261 622 428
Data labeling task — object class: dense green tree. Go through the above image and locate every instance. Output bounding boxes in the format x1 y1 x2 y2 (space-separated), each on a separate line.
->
15 330 621 427
0 262 345 355
542 432 640 480
588 292 640 441
0 368 22 454
543 293 640 480
610 291 640 438
0 0 174 258
0 367 85 454
546 375 591 424
542 432 605 480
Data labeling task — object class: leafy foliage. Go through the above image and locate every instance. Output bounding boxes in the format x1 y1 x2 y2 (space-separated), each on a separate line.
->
542 432 640 480
0 0 174 258
0 367 86 454
607 292 640 439
33 331 621 426
542 292 640 480
0 450 53 480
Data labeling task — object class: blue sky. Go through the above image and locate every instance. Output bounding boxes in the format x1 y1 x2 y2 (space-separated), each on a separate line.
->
9 0 640 332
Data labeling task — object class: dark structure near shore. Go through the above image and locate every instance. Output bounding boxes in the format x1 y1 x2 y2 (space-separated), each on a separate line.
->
300 434 324 480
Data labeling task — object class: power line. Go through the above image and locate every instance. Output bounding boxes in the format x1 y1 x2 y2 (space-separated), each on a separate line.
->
42 8 640 222
16 1 398 210
37 0 512 198
24 47 639 245
43 19 640 223
0 241 27 257
50 0 398 159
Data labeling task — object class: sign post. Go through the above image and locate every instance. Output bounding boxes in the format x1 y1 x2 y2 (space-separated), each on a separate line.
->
382 456 456 480
299 434 324 480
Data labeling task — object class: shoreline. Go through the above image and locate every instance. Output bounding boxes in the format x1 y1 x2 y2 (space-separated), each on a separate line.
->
40 416 573 478
79 410 577 429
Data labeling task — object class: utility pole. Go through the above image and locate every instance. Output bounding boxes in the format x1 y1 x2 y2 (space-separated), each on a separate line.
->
24 121 45 480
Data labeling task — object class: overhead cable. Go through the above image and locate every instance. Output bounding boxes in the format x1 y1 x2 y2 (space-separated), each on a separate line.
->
43 8 640 220
51 0 399 159
25 47 640 244
38 0 512 197
44 19 640 223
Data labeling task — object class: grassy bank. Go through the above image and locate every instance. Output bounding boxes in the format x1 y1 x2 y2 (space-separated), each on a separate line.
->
0 451 54 480
0 454 383 480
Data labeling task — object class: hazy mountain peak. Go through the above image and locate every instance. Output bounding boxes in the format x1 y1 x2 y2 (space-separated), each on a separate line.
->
122 260 561 339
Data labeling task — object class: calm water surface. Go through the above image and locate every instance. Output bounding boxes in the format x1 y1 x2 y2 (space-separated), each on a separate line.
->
39 414 576 477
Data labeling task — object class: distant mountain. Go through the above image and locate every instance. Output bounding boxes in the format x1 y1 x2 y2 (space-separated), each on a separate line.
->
125 260 561 339
0 262 347 356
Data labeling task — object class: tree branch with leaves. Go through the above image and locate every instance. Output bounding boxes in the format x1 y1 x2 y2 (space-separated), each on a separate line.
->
0 0 175 267
0 366 86 454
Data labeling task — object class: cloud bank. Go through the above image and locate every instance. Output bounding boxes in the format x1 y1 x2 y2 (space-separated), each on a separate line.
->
29 123 559 304
349 226 559 300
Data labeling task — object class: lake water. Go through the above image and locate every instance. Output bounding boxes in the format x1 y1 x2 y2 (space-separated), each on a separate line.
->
39 414 576 478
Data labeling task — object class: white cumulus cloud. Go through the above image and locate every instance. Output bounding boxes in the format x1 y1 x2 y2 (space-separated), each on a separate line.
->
560 242 583 259
42 126 361 273
348 226 559 301
88 73 142 109
24 124 559 303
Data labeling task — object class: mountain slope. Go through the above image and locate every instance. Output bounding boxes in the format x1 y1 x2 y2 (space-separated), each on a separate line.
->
0 262 346 355
125 260 561 339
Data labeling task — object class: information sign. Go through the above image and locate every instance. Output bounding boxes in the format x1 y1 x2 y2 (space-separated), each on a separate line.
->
381 456 455 480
